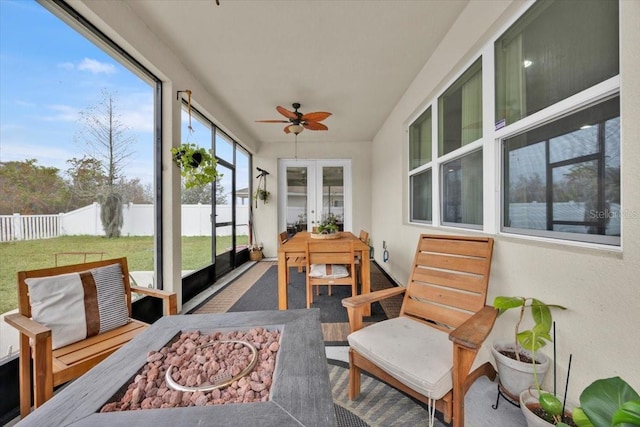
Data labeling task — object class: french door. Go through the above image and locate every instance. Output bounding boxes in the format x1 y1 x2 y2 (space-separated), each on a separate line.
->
278 159 352 234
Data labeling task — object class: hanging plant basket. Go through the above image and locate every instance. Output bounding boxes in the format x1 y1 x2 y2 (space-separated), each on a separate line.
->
171 143 218 188
254 189 270 204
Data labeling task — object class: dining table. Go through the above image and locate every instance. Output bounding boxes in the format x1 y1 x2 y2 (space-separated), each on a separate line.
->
278 231 371 316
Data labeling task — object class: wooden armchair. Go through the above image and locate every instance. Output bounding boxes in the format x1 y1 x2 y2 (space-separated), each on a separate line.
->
305 239 357 309
341 234 496 427
4 257 177 418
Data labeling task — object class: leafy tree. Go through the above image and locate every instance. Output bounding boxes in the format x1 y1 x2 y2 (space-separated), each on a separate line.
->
0 160 69 214
180 176 228 204
65 156 106 210
76 89 136 237
116 177 153 204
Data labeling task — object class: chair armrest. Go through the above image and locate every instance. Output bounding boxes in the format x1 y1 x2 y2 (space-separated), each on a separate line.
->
449 305 497 350
4 312 51 341
342 287 406 333
131 286 178 315
342 286 406 309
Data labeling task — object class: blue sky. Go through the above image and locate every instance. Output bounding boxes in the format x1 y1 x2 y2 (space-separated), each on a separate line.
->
0 0 155 185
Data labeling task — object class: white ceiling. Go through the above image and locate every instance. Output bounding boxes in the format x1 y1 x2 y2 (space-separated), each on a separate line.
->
125 0 469 145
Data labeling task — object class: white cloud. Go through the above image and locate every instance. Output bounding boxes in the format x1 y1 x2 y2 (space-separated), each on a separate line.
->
77 58 116 75
41 104 79 122
57 62 74 70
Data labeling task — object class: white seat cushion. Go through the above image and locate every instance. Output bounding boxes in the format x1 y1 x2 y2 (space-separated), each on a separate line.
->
309 264 349 278
348 316 491 400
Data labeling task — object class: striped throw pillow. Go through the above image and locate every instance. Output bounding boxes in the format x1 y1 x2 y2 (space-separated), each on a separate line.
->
26 263 130 349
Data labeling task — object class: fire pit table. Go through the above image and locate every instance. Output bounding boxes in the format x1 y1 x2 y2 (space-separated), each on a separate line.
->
17 309 336 427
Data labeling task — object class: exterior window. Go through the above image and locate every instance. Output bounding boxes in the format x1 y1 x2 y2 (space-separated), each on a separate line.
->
438 58 482 156
409 107 432 169
503 96 620 245
442 150 483 227
409 107 432 223
410 169 432 222
495 0 619 127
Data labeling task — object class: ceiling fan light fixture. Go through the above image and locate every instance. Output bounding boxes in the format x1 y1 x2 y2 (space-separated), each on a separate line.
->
289 124 304 135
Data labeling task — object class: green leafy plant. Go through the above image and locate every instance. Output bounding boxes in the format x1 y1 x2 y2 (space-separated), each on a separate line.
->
316 213 340 234
171 143 218 189
494 296 567 424
573 377 640 427
254 188 270 203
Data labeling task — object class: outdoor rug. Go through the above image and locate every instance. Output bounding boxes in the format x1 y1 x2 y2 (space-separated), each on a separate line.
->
226 265 388 324
329 360 446 427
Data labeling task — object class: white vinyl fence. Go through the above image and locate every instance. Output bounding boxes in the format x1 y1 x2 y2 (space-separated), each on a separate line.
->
0 203 250 242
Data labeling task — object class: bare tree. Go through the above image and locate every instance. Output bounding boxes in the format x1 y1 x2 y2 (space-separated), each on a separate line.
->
76 89 136 237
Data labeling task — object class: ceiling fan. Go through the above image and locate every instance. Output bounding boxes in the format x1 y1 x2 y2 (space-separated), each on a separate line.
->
256 103 331 134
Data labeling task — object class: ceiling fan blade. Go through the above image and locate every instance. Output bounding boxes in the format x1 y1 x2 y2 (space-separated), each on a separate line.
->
255 119 289 123
277 106 298 120
284 125 292 134
303 121 328 131
300 112 331 122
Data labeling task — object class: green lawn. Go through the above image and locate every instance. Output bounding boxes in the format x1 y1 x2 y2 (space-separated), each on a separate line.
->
0 235 248 314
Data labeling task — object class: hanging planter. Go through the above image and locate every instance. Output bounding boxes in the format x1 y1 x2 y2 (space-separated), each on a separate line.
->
171 143 218 189
254 188 270 204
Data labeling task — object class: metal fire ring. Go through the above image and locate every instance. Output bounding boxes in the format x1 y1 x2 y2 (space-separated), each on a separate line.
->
165 339 259 392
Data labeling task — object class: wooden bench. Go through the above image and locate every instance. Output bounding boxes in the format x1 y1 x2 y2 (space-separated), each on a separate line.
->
4 257 177 418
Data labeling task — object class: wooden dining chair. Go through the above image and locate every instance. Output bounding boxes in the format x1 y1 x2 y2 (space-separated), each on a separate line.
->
278 231 305 285
3 257 177 417
342 234 496 427
305 239 357 309
354 230 369 285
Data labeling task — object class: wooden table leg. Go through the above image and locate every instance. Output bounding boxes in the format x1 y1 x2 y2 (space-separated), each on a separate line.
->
278 251 288 310
361 248 371 316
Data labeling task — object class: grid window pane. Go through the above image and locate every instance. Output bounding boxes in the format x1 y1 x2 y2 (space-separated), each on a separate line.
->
442 150 483 226
438 58 483 156
503 96 620 244
495 0 619 127
411 169 432 222
409 108 432 169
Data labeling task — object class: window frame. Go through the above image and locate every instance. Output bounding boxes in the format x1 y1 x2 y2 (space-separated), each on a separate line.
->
406 0 621 249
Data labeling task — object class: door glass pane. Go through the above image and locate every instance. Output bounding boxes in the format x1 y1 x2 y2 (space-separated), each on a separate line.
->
286 167 308 234
181 109 213 271
321 167 344 231
215 163 232 256
235 146 250 250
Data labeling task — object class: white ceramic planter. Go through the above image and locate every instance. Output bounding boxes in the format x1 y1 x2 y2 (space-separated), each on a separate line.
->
520 388 574 427
491 341 550 398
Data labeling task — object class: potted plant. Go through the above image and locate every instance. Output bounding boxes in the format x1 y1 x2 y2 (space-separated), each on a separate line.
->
171 143 218 189
316 213 340 234
492 296 566 400
573 377 640 427
248 242 264 261
254 188 270 204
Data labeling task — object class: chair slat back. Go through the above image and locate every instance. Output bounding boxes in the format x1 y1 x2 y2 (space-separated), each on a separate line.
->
279 231 289 246
307 240 355 267
400 235 494 331
17 257 132 318
358 230 369 244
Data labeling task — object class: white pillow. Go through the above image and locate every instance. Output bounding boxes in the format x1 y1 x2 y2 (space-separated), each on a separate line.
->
309 264 349 279
26 263 130 350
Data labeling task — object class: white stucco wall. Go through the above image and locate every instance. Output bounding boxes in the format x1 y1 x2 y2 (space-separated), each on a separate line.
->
370 0 640 401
